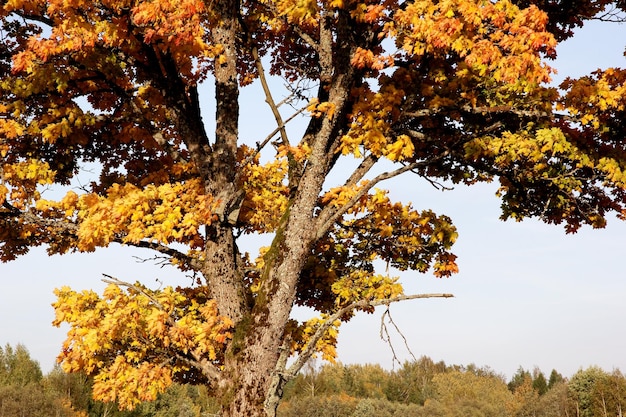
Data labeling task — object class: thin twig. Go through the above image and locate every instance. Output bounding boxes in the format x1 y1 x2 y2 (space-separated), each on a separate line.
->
112 238 201 271
380 307 418 368
101 274 169 314
254 105 308 155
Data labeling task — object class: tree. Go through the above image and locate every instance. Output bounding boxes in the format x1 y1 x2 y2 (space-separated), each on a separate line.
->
422 369 515 417
0 343 43 386
568 366 616 417
509 373 539 417
535 381 572 417
532 369 548 396
385 357 447 405
547 369 565 390
509 367 533 393
0 345 87 417
1 0 625 416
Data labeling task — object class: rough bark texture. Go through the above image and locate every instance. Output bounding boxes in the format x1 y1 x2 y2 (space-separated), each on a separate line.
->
204 0 247 326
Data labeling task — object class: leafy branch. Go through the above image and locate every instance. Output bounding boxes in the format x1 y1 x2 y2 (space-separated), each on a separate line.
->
315 152 450 240
100 275 223 382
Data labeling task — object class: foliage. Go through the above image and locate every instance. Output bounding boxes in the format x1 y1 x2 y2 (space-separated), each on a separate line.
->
1 0 625 414
7 346 626 417
0 343 43 386
280 360 574 417
567 366 626 417
0 344 87 417
384 356 447 405
52 282 232 410
423 369 514 417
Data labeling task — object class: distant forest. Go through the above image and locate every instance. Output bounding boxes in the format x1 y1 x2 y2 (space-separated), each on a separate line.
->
1 343 623 417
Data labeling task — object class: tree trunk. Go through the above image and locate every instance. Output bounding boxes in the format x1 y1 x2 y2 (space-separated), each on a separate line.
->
201 5 356 415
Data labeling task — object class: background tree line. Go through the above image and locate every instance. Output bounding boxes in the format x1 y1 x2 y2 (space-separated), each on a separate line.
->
3 343 625 417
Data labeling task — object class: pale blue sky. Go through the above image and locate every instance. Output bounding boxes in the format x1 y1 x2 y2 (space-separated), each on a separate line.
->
1 17 625 381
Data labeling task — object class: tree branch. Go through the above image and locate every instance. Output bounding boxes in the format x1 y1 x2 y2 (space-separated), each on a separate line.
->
342 154 379 189
101 275 223 383
11 9 54 27
254 105 308 155
403 105 580 125
283 292 454 379
250 44 290 147
315 153 449 240
101 274 169 313
174 353 222 382
111 238 201 271
2 207 79 235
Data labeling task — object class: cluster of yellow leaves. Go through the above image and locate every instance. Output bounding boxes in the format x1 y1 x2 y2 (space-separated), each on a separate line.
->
321 180 370 208
36 178 214 251
92 359 173 410
0 107 25 140
277 142 313 162
465 127 589 193
466 127 590 169
287 316 341 362
53 284 232 409
347 189 459 276
466 126 626 187
307 98 337 120
390 0 556 85
237 145 290 233
464 127 626 228
274 0 320 27
560 68 626 129
331 270 404 309
0 159 55 209
341 84 415 161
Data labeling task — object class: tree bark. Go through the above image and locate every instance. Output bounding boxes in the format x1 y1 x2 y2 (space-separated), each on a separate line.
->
203 0 246 324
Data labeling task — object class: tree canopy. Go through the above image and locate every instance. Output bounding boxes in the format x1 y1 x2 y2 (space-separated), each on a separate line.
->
1 0 625 415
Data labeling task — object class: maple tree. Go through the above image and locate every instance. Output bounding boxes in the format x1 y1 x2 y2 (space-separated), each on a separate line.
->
1 0 625 415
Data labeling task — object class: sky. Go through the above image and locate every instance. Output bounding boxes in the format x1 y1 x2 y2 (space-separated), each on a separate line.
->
1 15 626 382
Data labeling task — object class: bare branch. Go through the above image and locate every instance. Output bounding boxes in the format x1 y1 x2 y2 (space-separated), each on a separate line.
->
251 45 290 147
112 238 201 271
591 5 626 22
174 353 222 382
342 154 379 189
380 307 417 368
402 105 584 125
283 292 454 379
1 207 80 236
253 105 308 155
